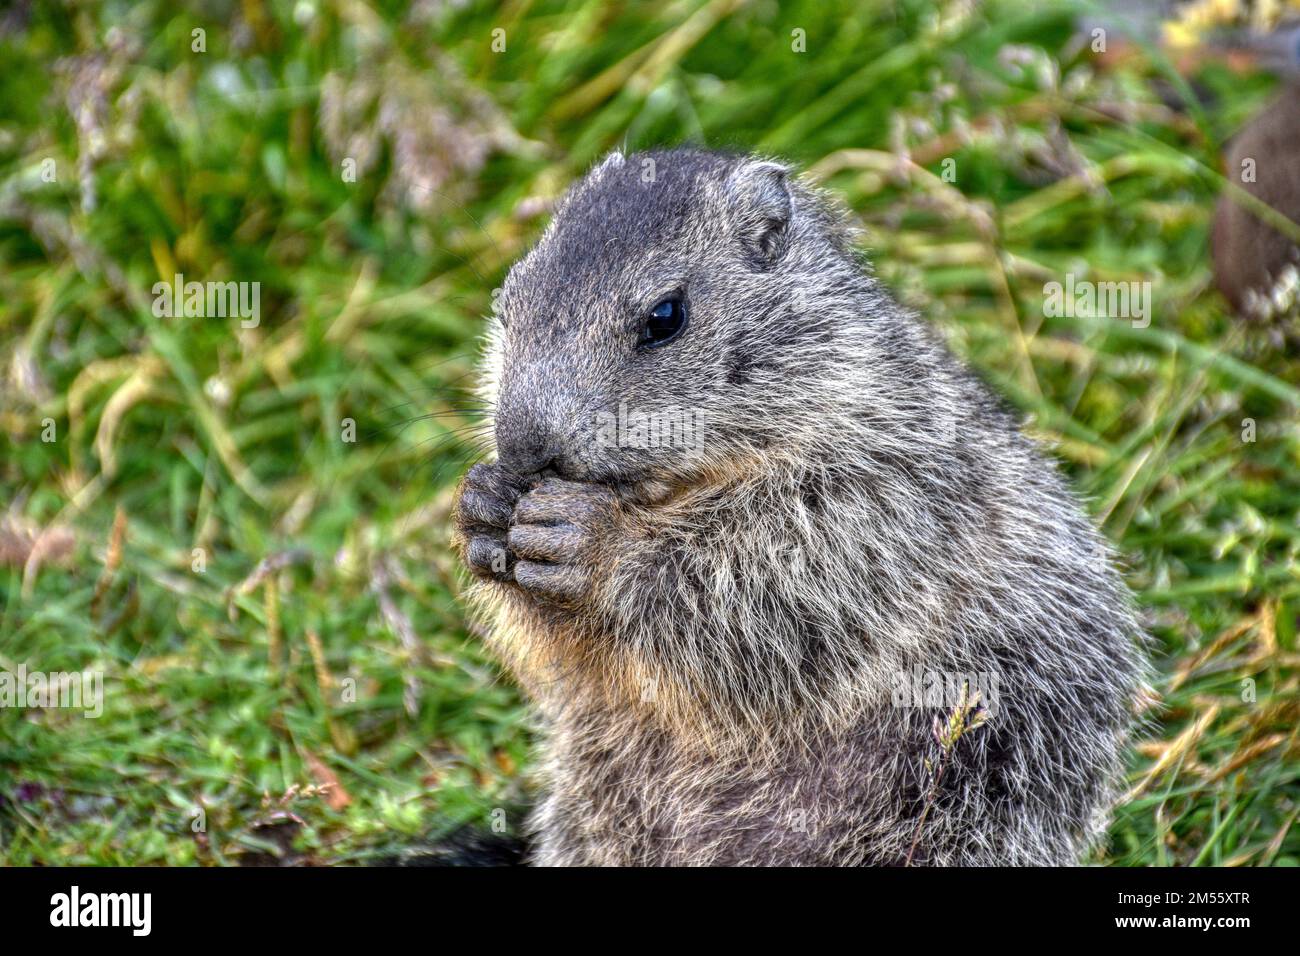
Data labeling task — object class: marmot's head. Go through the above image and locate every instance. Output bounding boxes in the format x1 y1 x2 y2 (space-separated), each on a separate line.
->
486 148 866 489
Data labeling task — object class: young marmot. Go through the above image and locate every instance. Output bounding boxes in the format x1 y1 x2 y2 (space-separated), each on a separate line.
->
453 148 1145 866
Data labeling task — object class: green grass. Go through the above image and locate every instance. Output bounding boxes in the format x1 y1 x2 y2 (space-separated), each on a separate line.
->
1 0 1297 866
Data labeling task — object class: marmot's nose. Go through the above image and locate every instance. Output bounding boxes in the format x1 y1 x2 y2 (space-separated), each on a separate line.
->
495 365 584 478
496 432 558 479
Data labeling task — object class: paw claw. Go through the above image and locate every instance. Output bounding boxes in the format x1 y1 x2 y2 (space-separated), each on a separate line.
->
467 533 513 581
506 480 620 606
454 463 530 581
514 559 587 605
507 523 583 563
459 464 530 531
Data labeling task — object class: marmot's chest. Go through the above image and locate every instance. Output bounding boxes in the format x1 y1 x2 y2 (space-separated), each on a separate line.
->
533 715 913 866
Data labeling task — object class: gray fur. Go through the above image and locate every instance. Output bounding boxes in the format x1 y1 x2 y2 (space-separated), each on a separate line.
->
453 148 1146 866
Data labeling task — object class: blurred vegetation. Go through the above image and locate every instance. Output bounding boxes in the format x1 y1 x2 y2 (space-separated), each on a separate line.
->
0 0 1297 865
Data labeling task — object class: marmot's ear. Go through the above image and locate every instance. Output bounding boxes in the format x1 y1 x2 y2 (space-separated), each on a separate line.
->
590 150 626 182
726 160 792 263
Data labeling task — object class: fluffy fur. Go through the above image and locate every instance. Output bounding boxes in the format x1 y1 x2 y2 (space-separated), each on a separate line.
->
452 148 1145 866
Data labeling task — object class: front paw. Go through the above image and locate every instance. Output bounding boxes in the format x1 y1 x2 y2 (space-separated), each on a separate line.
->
454 462 530 582
508 479 619 608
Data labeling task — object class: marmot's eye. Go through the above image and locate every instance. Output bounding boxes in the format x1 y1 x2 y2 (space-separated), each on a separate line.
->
639 297 688 349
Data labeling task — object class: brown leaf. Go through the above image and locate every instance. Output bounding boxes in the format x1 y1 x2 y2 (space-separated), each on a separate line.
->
302 750 352 811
